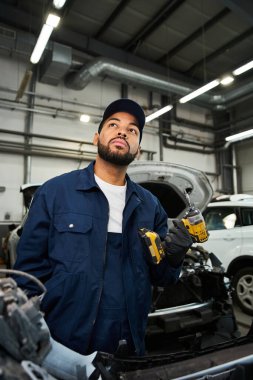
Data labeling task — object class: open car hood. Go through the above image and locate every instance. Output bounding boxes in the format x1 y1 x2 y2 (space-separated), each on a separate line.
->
128 161 213 219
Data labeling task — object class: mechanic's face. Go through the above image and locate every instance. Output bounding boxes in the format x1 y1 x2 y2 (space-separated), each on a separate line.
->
93 112 141 166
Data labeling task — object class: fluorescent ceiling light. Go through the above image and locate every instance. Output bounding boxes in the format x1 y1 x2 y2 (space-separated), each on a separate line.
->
179 79 220 104
220 75 234 86
30 13 61 64
53 0 67 9
46 13 61 28
232 60 253 76
146 105 173 122
80 114 90 122
30 24 54 64
225 129 253 142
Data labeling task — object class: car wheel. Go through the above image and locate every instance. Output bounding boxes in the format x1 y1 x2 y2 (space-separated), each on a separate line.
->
232 267 253 316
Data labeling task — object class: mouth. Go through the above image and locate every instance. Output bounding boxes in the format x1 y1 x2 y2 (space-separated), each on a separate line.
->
110 138 129 149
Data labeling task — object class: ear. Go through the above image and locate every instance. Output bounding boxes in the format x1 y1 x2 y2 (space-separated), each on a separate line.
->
93 132 99 146
136 145 141 160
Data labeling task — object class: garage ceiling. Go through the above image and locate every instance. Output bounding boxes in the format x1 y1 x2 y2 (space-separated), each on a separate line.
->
0 0 253 108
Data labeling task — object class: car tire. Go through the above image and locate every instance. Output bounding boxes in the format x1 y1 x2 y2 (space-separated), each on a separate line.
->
232 267 253 316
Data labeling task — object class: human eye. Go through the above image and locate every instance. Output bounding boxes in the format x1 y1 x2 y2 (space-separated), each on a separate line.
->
129 127 138 135
109 122 118 128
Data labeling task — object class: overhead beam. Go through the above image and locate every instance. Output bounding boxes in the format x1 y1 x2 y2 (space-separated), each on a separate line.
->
124 0 185 52
185 27 253 76
95 0 131 39
157 8 230 64
222 0 253 25
0 2 41 33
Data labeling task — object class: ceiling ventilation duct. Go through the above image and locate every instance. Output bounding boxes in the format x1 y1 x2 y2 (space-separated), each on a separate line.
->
39 42 72 86
64 57 212 103
64 57 253 108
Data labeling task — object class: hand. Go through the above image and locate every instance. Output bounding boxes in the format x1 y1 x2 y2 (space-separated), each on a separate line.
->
163 219 194 267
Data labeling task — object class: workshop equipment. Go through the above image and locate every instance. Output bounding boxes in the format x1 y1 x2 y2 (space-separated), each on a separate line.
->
181 187 209 244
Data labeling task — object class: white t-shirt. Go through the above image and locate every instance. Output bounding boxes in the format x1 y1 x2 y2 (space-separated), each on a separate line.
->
94 174 127 233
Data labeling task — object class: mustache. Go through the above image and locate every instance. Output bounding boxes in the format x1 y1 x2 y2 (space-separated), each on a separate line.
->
109 136 130 149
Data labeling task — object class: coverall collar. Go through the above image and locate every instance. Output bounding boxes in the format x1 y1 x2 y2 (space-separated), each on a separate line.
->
76 161 143 202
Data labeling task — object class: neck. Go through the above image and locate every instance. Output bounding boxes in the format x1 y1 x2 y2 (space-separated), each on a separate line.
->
94 156 127 185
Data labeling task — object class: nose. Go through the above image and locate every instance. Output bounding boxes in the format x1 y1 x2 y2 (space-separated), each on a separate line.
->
117 131 127 138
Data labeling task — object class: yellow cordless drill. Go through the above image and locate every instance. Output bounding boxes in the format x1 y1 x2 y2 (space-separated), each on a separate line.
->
139 187 209 265
181 187 209 244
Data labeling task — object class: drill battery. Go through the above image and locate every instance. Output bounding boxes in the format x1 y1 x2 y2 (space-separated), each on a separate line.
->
138 228 166 264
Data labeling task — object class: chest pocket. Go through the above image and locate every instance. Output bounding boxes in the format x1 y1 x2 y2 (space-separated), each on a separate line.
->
53 213 92 262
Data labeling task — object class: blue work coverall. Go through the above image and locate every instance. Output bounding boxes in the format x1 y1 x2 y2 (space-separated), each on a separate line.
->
14 161 181 355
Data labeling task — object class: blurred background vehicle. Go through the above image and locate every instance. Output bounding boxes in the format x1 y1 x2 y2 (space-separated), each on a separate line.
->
1 184 41 268
202 195 253 316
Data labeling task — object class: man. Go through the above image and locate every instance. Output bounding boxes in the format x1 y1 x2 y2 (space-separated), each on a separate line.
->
14 98 193 357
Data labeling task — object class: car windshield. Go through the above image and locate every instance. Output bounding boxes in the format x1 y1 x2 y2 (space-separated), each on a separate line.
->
204 208 238 230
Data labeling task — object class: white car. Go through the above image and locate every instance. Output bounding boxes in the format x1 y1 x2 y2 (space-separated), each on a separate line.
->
202 194 253 315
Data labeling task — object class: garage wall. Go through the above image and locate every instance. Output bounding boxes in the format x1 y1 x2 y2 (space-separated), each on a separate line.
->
236 140 253 194
0 55 217 223
0 153 24 223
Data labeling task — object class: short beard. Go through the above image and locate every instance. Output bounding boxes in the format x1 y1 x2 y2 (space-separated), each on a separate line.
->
97 140 138 166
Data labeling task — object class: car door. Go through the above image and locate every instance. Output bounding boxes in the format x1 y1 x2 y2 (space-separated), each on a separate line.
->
202 206 242 271
240 206 253 256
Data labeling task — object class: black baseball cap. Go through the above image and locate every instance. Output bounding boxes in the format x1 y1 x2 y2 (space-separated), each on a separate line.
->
98 98 146 142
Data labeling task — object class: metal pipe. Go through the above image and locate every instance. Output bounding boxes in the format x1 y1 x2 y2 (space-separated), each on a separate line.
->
163 137 215 154
0 99 81 119
0 85 100 111
0 141 96 161
164 133 236 153
0 128 94 146
23 68 36 184
162 134 214 149
232 145 238 194
171 116 214 133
